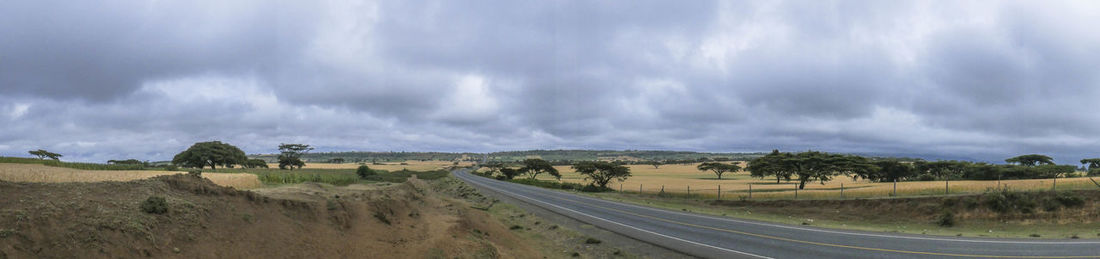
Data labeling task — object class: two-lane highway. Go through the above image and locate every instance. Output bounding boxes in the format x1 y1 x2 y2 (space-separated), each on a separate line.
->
453 169 1100 258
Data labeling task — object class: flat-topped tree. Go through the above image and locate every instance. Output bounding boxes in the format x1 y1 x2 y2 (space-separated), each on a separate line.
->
278 143 313 170
697 162 741 180
520 158 560 180
28 149 62 160
747 150 794 183
171 141 247 169
1005 154 1054 166
1080 158 1100 170
572 161 631 188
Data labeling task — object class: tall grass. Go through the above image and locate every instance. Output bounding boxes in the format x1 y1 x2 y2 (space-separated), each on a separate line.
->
0 156 148 170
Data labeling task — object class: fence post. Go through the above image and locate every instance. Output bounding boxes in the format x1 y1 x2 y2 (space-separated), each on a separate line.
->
893 179 897 197
687 185 691 196
748 183 752 199
640 184 643 193
620 183 623 192
840 183 844 199
1053 177 1057 191
794 184 798 199
718 184 721 200
945 180 949 195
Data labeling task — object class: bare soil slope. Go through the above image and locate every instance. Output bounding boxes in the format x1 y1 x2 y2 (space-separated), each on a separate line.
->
0 174 538 258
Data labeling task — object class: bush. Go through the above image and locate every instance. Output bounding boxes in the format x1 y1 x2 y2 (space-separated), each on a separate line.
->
1055 192 1085 208
141 196 168 214
165 164 179 171
580 184 611 193
1089 168 1100 176
917 174 937 181
937 211 955 227
356 165 375 179
983 188 1036 214
187 170 202 178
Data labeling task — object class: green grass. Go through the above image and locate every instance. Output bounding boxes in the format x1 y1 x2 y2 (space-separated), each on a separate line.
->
0 156 148 170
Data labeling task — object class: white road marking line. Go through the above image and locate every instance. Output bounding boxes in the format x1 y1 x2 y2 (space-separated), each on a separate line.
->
456 171 772 259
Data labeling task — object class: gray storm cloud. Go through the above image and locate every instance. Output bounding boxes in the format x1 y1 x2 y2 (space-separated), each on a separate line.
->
1 0 1099 163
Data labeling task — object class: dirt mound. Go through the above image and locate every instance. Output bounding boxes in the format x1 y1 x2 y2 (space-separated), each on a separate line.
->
0 174 539 258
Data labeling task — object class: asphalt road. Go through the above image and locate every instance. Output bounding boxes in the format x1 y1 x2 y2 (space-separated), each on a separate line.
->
453 169 1100 259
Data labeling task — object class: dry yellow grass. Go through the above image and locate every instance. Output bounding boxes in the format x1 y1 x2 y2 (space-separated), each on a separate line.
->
520 162 1099 199
0 163 262 189
269 160 474 171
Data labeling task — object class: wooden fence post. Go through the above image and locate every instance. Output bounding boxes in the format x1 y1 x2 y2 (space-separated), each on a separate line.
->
718 185 721 200
748 184 752 199
840 183 844 199
794 184 798 199
892 179 897 197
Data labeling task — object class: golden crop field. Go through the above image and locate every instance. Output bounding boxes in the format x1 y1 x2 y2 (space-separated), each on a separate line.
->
521 162 1100 199
0 163 263 189
269 160 474 171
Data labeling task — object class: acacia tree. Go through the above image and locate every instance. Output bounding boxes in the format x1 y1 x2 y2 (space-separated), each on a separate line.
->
244 159 269 168
785 151 847 190
482 161 506 176
697 162 741 179
864 160 913 182
572 161 631 188
520 158 560 180
1081 158 1100 176
28 149 62 160
747 150 793 183
171 141 247 169
1005 154 1054 166
499 168 521 180
648 160 663 169
278 143 313 170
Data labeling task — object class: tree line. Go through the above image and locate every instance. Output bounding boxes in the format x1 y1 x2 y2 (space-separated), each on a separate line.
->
747 150 1089 189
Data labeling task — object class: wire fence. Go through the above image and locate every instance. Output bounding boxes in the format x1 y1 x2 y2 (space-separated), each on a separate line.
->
614 177 1100 200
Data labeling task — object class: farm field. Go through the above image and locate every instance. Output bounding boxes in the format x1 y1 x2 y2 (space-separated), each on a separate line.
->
266 160 473 171
0 163 263 189
514 163 1100 199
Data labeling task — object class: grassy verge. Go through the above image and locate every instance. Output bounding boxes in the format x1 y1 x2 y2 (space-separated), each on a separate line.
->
576 189 1100 239
0 156 150 170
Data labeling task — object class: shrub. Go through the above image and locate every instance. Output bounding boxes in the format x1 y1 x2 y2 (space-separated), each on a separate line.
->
356 165 375 179
917 174 936 181
141 196 168 214
1055 192 1085 208
580 184 611 193
983 188 1036 214
584 237 602 244
165 164 180 171
187 170 202 178
937 211 955 227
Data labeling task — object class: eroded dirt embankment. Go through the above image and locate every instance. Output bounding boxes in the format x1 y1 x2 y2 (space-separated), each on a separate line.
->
0 174 538 258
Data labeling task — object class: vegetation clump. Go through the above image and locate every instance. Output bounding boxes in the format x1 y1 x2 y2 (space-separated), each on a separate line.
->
356 165 375 179
141 196 168 214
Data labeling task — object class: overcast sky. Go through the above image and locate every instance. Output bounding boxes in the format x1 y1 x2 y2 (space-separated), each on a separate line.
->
2 1 1100 163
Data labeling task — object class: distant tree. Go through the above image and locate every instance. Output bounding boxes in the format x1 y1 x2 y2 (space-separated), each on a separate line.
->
499 168 521 180
520 158 560 180
277 143 313 170
329 158 345 163
171 141 247 169
572 161 631 188
244 159 269 169
356 165 375 179
747 150 793 183
1080 158 1100 170
107 159 143 165
647 160 662 169
28 149 62 160
1005 154 1054 166
483 161 506 177
696 162 741 180
863 160 913 182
